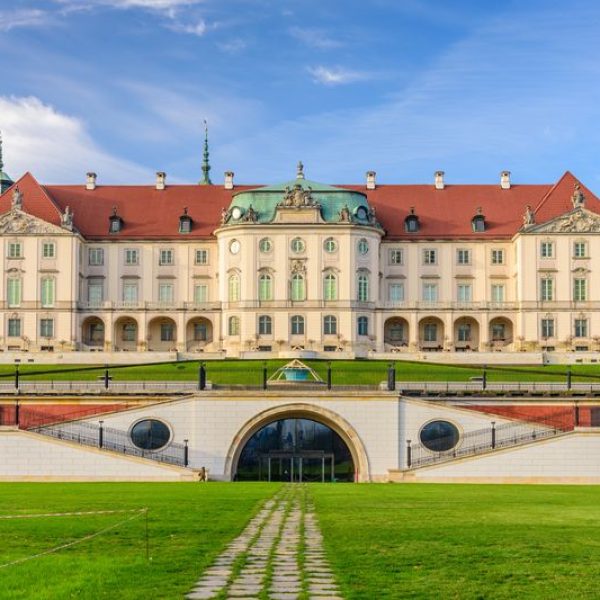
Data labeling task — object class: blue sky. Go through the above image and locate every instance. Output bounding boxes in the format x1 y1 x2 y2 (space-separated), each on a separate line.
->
1 0 600 189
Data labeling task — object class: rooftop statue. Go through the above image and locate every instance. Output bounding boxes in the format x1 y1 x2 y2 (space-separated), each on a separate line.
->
523 205 535 226
11 186 23 210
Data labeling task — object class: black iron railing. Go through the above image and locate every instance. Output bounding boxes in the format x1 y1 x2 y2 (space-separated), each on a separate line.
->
406 409 574 470
20 407 188 467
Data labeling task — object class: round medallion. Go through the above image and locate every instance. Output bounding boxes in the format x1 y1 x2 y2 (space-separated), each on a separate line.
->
231 206 243 220
230 239 241 255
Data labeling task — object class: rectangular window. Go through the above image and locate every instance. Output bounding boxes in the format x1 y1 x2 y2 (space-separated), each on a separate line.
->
491 284 505 303
422 283 438 302
574 278 587 302
195 249 209 265
573 242 587 258
491 249 505 265
540 242 554 258
541 318 555 338
42 242 56 259
7 318 21 337
389 283 405 302
7 278 22 307
122 281 138 303
41 278 55 307
575 318 588 338
357 275 369 302
88 248 104 266
158 283 174 303
456 249 470 265
423 323 437 342
8 242 22 259
40 318 54 338
194 284 208 304
389 249 403 265
124 249 139 265
88 279 103 303
160 323 174 342
491 324 506 341
159 249 174 265
193 322 208 341
540 278 554 301
423 249 437 265
457 283 472 303
457 324 471 342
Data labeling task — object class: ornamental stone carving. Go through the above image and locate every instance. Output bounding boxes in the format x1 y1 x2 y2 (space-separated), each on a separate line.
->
532 209 600 233
572 183 585 208
290 259 307 274
523 205 535 227
279 184 319 208
0 211 67 235
61 206 74 231
11 187 23 210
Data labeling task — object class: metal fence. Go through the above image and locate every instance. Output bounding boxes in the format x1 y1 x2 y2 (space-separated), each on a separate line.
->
15 407 188 467
406 409 574 469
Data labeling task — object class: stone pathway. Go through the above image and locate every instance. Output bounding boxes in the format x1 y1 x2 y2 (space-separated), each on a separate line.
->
186 485 343 600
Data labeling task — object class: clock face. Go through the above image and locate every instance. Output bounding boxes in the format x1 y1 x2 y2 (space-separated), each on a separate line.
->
357 206 368 220
231 207 243 220
230 239 241 254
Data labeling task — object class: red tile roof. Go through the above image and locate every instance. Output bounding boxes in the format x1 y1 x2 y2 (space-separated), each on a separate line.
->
1 171 597 240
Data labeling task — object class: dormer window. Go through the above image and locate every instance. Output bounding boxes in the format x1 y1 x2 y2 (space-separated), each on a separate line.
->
179 207 192 234
471 208 485 232
109 207 123 234
405 207 419 233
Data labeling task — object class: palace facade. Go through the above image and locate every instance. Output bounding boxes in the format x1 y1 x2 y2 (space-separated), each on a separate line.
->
1 144 599 356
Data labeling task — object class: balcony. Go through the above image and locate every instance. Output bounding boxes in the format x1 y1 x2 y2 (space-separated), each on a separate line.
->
75 301 222 311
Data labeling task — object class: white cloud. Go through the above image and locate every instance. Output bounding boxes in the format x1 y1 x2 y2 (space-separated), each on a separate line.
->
167 18 207 36
0 9 49 31
307 65 369 86
0 96 149 184
289 27 342 49
218 38 247 54
55 0 204 11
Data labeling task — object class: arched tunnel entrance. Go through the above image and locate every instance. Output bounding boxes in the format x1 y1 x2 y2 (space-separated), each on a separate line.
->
236 417 355 482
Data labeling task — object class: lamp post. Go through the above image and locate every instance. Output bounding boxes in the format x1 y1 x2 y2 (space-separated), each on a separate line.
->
491 421 496 449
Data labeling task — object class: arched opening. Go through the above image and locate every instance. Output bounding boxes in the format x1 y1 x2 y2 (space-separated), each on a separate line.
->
227 404 369 482
418 316 445 351
489 317 514 350
236 417 354 482
186 317 213 351
82 316 105 349
114 317 138 351
453 316 480 351
384 317 409 349
147 316 177 351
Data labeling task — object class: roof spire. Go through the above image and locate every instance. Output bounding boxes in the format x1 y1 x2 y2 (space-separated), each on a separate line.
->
0 131 15 195
200 120 212 185
296 160 304 180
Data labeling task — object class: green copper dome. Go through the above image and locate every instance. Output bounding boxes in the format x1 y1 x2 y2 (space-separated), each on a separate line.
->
224 163 378 227
0 131 13 194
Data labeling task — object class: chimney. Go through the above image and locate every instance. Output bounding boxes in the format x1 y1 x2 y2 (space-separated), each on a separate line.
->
434 170 445 190
156 171 166 190
366 171 376 190
224 171 234 190
500 171 511 189
86 172 97 191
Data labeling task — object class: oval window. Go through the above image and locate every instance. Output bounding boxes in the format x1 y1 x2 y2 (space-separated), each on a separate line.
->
130 419 171 450
291 237 305 253
324 237 337 253
259 238 272 253
419 420 459 452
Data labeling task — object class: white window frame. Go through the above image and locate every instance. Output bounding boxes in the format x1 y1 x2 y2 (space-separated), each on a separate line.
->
423 248 437 265
42 241 56 259
159 249 174 266
195 249 209 265
88 248 104 266
491 248 505 265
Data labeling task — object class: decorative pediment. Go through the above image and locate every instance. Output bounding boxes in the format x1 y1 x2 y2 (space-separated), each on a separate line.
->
0 209 69 235
526 208 600 234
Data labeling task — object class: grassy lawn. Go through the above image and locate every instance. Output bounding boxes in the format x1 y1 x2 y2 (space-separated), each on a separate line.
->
0 482 279 600
1 359 600 385
311 484 600 599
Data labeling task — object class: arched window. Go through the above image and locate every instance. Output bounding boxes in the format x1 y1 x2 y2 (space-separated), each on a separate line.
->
291 273 306 301
258 273 273 301
291 315 305 335
357 274 369 302
228 316 240 336
388 321 404 341
423 323 438 342
258 315 272 335
323 315 337 335
228 274 240 302
357 316 368 336
323 272 337 301
122 322 137 342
